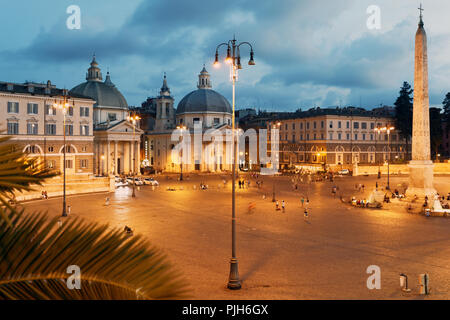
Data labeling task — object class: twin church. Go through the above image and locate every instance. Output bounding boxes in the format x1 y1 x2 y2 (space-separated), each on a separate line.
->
0 55 233 176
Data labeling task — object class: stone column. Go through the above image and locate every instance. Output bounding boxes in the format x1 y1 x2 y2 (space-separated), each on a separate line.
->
136 140 140 174
130 141 134 174
406 14 436 198
114 141 118 175
106 140 110 176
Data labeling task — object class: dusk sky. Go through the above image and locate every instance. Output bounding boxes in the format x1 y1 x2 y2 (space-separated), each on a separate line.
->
1 0 450 111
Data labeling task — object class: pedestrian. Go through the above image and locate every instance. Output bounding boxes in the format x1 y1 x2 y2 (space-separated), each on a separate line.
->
305 198 310 208
300 197 304 207
376 182 378 189
276 200 280 211
304 207 309 220
282 200 285 213
247 180 250 189
67 205 71 215
238 180 242 189
362 184 365 192
105 197 110 206
262 194 266 200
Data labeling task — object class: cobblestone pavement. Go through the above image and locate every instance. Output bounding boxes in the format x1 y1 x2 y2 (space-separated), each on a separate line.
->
21 173 450 300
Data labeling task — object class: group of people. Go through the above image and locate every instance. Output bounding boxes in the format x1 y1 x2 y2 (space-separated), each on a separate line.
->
41 190 48 199
238 178 250 189
351 196 370 207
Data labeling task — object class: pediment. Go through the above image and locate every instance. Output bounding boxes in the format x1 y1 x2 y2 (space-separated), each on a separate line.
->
107 120 144 134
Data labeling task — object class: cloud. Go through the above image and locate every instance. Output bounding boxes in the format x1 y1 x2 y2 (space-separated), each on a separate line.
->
1 0 450 109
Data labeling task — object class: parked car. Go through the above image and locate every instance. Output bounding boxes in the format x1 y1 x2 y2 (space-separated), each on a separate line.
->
126 177 143 186
115 179 128 187
144 178 159 186
338 169 350 175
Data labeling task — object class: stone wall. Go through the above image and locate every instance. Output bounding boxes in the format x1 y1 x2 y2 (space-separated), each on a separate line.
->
328 162 450 176
15 174 114 201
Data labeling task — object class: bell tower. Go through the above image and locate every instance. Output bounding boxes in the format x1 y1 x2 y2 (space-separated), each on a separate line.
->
86 54 102 82
197 65 212 89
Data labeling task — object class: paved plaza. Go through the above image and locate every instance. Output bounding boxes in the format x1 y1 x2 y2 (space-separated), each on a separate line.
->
21 173 450 299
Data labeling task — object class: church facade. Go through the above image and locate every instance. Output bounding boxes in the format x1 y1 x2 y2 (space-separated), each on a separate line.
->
70 57 143 176
143 67 234 173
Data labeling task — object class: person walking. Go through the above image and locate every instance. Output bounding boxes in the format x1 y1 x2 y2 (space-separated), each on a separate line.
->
67 205 71 216
282 200 285 213
304 207 309 221
275 200 280 211
300 197 305 207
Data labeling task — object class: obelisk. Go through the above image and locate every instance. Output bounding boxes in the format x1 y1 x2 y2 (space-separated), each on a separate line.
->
406 5 436 198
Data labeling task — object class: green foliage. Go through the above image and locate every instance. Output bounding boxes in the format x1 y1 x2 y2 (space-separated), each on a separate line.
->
394 81 413 139
430 107 443 159
443 92 450 131
0 137 189 300
0 136 56 224
0 209 188 300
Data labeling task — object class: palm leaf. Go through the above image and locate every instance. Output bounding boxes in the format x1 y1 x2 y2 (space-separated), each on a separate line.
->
0 209 189 300
0 136 57 224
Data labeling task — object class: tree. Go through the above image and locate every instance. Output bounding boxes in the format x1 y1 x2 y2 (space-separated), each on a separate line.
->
429 107 443 160
394 82 413 160
0 136 187 299
443 92 450 133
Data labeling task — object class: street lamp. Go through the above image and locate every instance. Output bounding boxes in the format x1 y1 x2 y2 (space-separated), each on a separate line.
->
53 91 73 217
214 36 255 290
176 125 186 181
271 121 281 202
375 125 394 190
127 113 141 198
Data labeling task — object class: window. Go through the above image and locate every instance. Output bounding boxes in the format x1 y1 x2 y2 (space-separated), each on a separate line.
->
370 134 374 140
80 159 88 168
193 118 200 124
80 125 89 136
65 160 73 169
306 122 310 129
45 123 57 135
48 146 54 152
7 121 19 134
329 121 333 129
67 106 74 116
313 122 317 129
362 133 366 140
361 122 367 129
329 133 333 140
300 122 303 129
353 122 359 129
27 103 38 114
7 102 19 113
346 133 350 140
321 121 324 128
346 121 350 129
338 133 342 140
354 133 358 140
292 123 295 130
285 124 288 130
300 134 303 140
27 123 38 135
214 118 220 125
370 123 374 129
321 133 324 139
227 119 231 125
108 113 117 121
306 133 310 140
338 121 341 129
81 146 87 152
80 107 90 117
25 145 39 154
292 134 295 142
313 133 317 140
46 105 57 115
65 124 73 136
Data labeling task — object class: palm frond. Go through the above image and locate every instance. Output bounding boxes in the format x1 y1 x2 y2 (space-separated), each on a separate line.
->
0 209 189 300
0 136 57 224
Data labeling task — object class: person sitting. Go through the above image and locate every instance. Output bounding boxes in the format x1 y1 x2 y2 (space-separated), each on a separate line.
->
124 226 133 236
447 193 450 201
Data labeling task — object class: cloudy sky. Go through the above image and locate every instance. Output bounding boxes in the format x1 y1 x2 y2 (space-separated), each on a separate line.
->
1 0 449 111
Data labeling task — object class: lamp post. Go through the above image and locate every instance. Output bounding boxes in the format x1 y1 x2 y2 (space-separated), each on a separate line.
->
214 36 255 290
375 125 394 190
177 125 186 181
127 113 141 198
53 92 72 217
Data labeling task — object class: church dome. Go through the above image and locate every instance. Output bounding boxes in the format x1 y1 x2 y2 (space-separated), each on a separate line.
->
70 56 128 109
176 67 231 115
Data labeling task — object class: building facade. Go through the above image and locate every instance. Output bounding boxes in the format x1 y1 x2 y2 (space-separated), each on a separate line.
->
269 107 410 169
70 56 143 176
0 80 95 175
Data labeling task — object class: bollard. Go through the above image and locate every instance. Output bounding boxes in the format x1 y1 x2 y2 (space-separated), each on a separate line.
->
419 274 430 295
399 273 411 293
